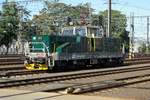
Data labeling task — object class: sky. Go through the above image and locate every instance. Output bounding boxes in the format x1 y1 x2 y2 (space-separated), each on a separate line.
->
61 0 150 16
0 0 149 16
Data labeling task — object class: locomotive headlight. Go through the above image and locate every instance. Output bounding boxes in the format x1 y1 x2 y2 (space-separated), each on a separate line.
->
33 36 36 40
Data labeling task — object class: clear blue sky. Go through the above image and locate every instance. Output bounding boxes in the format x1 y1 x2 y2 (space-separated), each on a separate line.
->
59 0 150 16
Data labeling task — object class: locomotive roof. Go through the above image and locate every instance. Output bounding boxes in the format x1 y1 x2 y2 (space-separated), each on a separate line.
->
62 25 100 29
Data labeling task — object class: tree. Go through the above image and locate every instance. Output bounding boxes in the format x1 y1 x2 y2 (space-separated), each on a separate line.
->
99 10 127 36
0 2 19 54
0 1 30 54
138 42 150 53
20 20 36 40
32 1 93 34
99 10 129 52
138 42 147 53
120 29 129 53
91 15 105 27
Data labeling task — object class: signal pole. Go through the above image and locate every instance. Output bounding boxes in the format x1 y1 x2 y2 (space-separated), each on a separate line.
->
129 13 134 59
146 17 149 53
107 0 111 37
88 3 92 25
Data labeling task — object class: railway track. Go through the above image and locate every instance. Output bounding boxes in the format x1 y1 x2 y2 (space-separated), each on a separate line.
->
65 73 150 94
0 56 150 71
1 56 150 65
0 70 47 78
0 54 24 65
0 55 150 64
0 58 150 78
125 56 150 63
0 54 23 58
0 57 149 78
0 64 25 70
0 63 150 92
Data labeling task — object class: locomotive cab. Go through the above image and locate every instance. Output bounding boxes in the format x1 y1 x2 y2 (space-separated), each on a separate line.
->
62 26 103 38
24 42 54 70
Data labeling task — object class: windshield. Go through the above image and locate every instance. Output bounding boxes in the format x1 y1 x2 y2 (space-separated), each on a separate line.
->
30 48 45 53
75 27 86 36
87 27 102 37
62 28 74 36
62 27 86 36
29 42 46 53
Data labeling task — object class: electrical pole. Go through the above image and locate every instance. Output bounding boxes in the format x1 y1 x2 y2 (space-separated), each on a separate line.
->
107 0 111 37
129 13 134 59
88 3 92 25
146 17 149 53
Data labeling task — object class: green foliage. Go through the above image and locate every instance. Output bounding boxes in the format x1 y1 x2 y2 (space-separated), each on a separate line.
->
98 10 129 52
99 10 127 36
21 20 36 40
138 43 150 53
120 29 129 52
32 1 92 34
0 3 19 52
0 2 30 52
91 15 105 27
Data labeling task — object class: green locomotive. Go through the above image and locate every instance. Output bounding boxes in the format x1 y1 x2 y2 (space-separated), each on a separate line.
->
24 25 124 70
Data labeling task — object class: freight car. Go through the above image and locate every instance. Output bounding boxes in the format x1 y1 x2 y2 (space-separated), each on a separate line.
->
24 25 125 70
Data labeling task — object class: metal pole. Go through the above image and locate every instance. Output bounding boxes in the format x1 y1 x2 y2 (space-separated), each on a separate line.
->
88 3 92 25
129 13 134 59
107 0 111 37
146 17 149 53
131 13 134 57
129 14 132 59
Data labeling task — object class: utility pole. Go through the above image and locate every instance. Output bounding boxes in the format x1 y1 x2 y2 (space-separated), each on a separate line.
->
107 0 111 37
146 17 149 53
88 3 92 25
129 13 134 59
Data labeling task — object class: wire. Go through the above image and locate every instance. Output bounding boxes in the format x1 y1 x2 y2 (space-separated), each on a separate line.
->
117 2 150 11
0 0 42 5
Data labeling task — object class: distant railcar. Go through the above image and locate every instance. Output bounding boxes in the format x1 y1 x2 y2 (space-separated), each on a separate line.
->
24 26 125 70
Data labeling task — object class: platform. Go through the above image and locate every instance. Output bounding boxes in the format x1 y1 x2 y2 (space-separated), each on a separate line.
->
0 89 132 100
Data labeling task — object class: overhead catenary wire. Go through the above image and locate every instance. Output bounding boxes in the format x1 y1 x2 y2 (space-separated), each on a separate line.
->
118 2 150 11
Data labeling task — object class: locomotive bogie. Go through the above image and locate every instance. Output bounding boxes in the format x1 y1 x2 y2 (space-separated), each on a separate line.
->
25 63 48 70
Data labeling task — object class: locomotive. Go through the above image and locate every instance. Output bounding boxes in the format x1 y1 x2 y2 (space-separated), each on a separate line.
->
24 25 125 70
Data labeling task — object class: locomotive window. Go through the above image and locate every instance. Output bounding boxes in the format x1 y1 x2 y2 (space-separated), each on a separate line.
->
30 46 45 53
87 27 102 37
62 29 74 36
29 43 45 53
30 49 45 53
38 36 42 41
75 28 86 36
